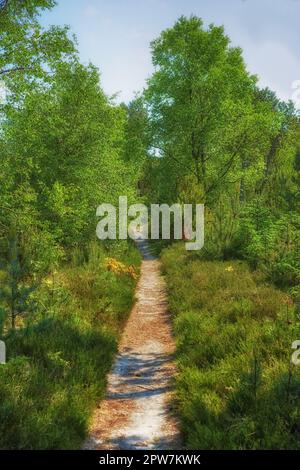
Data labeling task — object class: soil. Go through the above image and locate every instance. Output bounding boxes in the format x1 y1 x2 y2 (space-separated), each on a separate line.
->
84 239 181 450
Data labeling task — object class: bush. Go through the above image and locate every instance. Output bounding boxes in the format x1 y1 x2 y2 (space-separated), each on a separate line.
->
233 203 300 287
0 241 140 449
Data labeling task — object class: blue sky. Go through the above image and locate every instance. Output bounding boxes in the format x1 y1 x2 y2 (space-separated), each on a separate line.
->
41 0 300 103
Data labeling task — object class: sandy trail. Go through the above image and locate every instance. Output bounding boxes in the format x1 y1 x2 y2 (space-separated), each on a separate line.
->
84 239 181 450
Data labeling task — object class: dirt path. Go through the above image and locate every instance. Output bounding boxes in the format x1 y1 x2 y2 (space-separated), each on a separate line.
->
84 239 181 450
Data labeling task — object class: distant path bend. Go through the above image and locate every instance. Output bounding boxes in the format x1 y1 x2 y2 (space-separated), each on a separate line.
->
84 239 181 450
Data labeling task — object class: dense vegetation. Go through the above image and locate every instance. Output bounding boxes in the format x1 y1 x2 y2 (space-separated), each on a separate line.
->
0 0 141 449
0 1 300 450
0 241 140 449
144 17 300 449
162 245 300 449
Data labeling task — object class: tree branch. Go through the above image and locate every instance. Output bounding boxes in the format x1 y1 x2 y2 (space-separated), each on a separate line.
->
154 144 198 179
0 66 34 76
205 153 237 196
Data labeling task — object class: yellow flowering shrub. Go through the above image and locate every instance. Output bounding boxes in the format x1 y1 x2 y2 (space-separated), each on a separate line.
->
105 258 138 280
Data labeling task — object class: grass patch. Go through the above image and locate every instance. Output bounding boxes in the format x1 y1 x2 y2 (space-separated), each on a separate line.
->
161 243 300 449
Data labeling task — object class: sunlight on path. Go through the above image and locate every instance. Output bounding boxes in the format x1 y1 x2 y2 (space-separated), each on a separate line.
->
84 239 181 450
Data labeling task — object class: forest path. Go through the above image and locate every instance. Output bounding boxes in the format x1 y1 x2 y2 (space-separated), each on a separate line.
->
84 239 181 450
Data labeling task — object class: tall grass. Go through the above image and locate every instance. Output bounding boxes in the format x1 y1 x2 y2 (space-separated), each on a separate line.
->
161 243 300 449
0 240 140 449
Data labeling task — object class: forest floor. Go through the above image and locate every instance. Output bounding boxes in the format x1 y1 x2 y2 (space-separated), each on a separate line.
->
84 239 181 450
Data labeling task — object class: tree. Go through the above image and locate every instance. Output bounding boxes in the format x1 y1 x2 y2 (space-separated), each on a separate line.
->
0 59 135 253
145 16 256 203
0 0 75 91
121 96 149 197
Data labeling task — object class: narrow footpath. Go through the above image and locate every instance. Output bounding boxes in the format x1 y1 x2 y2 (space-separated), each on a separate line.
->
84 239 181 450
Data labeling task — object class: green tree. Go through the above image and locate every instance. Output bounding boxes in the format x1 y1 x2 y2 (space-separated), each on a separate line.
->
0 0 76 96
1 60 135 254
122 96 149 197
145 15 256 203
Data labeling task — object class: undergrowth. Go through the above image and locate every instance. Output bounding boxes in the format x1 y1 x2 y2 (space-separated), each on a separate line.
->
0 240 140 449
161 242 300 450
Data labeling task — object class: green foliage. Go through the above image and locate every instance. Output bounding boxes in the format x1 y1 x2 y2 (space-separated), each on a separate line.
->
161 243 300 449
232 202 300 286
1 3 300 451
0 0 76 96
144 15 272 204
0 231 37 330
0 241 140 449
0 306 5 335
1 60 135 252
0 0 144 450
143 16 300 275
147 16 300 451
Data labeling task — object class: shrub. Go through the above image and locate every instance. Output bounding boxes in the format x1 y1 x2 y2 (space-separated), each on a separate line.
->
0 241 140 449
161 243 300 449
